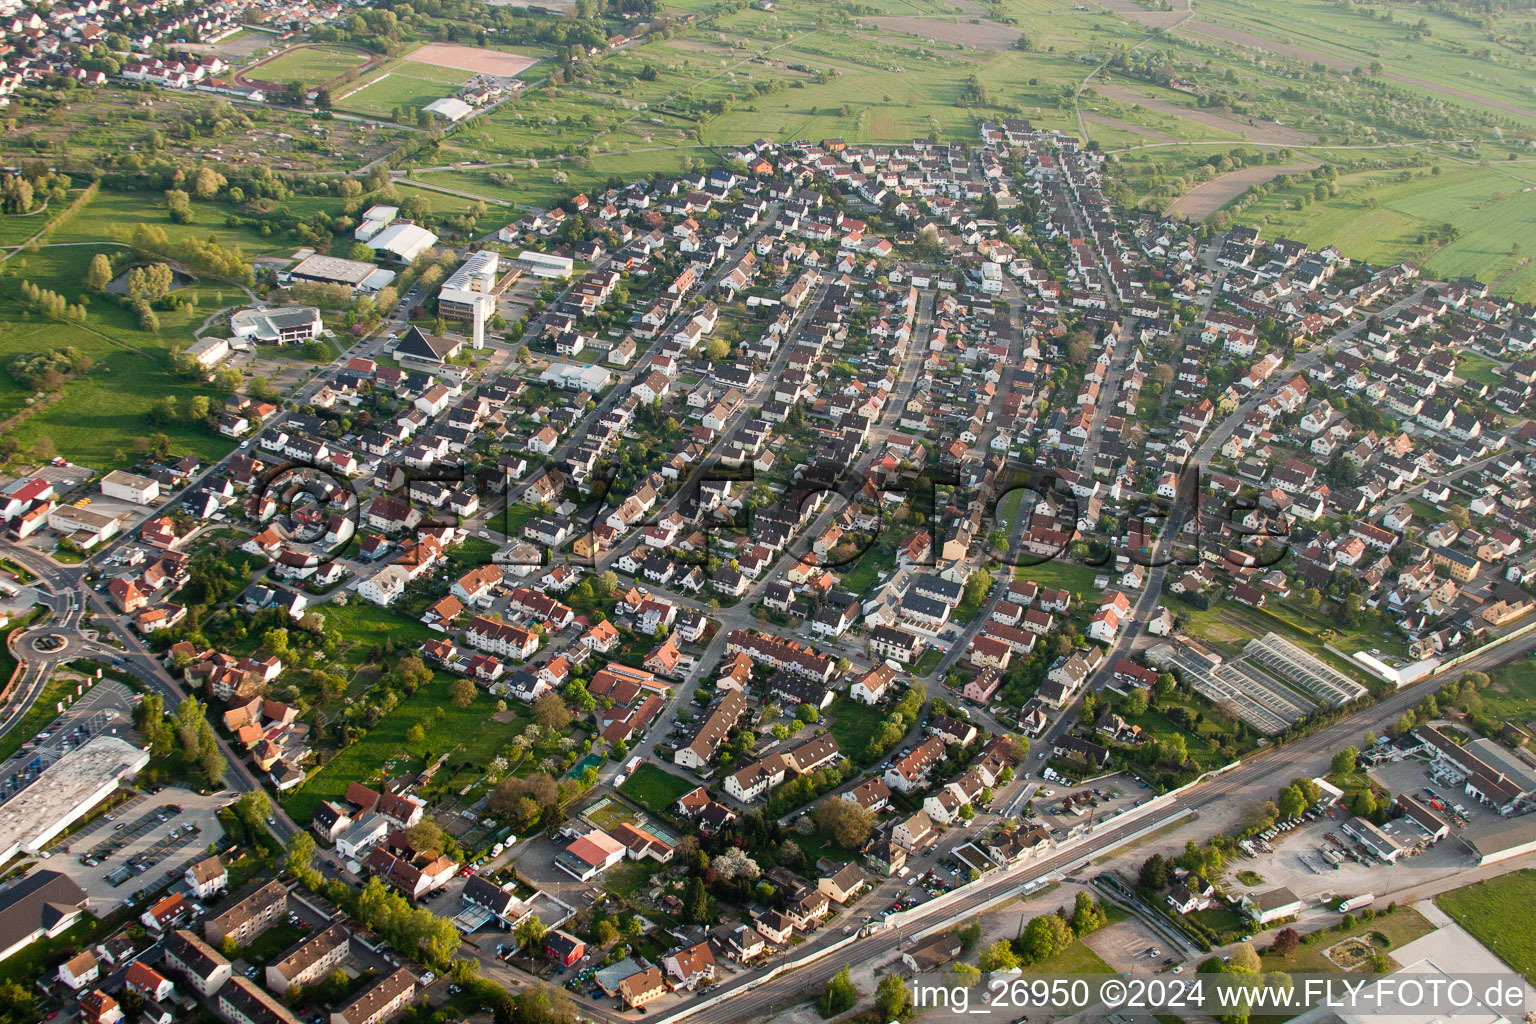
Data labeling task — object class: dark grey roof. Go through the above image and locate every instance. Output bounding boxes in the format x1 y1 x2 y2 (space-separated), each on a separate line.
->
0 869 86 952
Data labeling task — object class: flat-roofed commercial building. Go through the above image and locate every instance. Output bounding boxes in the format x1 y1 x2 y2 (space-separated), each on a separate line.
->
0 736 149 863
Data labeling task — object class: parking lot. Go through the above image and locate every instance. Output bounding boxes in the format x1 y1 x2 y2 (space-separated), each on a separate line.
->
44 788 229 906
1225 765 1491 924
0 679 136 804
1035 774 1159 841
1081 912 1181 973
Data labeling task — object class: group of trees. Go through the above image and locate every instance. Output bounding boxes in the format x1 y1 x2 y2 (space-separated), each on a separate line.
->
147 392 218 430
977 892 1111 972
134 693 226 790
6 346 92 391
355 876 462 967
14 280 87 322
487 770 568 832
863 684 925 764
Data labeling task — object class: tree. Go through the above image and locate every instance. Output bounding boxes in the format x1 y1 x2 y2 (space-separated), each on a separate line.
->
1331 746 1358 777
1277 784 1307 822
449 677 476 708
449 957 479 986
684 876 713 925
285 832 320 887
228 790 269 842
533 690 569 730
150 395 178 425
949 962 982 987
1228 943 1262 973
1269 927 1301 958
1019 913 1073 964
1071 891 1107 936
978 939 1020 972
713 846 761 882
133 693 173 756
405 818 446 854
84 253 112 291
515 913 547 951
594 920 619 945
876 974 910 1020
192 167 226 199
818 966 858 1017
814 796 874 848
165 188 192 224
1138 853 1170 894
263 627 289 656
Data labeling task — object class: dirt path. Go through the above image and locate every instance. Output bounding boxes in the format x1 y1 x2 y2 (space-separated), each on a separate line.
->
1095 80 1317 145
1165 159 1320 221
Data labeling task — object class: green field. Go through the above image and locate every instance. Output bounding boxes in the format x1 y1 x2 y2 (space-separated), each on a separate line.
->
618 762 694 817
315 600 435 668
0 244 238 467
827 696 889 766
1437 871 1536 982
1259 906 1436 974
251 45 372 86
339 62 473 116
1232 158 1536 298
1482 658 1536 730
280 674 524 821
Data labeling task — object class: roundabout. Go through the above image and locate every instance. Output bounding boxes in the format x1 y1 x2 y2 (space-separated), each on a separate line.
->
30 633 67 654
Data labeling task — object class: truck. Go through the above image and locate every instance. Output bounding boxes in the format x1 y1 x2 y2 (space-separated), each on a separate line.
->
1339 893 1374 913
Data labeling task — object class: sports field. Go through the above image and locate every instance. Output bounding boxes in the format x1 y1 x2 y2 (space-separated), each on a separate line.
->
246 45 372 87
339 61 475 116
409 41 539 77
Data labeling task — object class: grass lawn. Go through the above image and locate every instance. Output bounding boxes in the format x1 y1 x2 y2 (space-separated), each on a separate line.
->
912 648 942 677
618 762 694 818
838 537 897 594
827 696 888 766
497 502 537 539
1436 870 1536 982
1013 559 1105 606
1022 934 1115 975
604 858 663 898
1260 907 1436 974
585 797 638 831
239 920 304 964
1457 353 1506 389
315 599 434 668
453 535 499 568
1481 658 1536 729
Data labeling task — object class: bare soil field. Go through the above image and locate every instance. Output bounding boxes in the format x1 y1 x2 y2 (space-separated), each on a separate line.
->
1088 0 1191 29
1095 80 1317 145
1166 159 1320 221
407 42 539 77
865 16 1020 50
178 31 274 60
1084 112 1178 144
